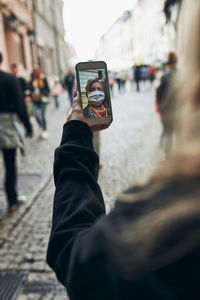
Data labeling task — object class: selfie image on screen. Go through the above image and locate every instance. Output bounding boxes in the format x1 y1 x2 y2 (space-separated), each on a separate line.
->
79 69 111 119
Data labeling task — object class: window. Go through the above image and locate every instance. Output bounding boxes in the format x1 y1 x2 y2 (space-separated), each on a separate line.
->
27 0 33 11
16 33 26 69
49 48 56 73
38 46 46 74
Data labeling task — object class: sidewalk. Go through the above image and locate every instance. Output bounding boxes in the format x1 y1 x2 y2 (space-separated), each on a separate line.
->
0 87 163 299
0 91 70 299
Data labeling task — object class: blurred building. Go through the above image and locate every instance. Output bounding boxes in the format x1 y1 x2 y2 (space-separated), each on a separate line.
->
0 0 69 84
96 0 176 72
33 0 69 85
133 0 175 65
66 42 79 69
0 0 36 78
96 11 134 71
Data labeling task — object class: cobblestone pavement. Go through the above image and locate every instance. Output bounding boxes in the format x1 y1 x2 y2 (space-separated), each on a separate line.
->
0 85 163 299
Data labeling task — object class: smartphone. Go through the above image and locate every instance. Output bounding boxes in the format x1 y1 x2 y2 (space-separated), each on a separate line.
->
75 61 113 126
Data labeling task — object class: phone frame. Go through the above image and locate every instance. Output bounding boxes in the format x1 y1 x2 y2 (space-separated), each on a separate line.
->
75 61 113 126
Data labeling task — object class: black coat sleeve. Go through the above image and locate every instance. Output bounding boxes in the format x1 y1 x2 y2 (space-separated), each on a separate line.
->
18 77 28 93
47 120 106 294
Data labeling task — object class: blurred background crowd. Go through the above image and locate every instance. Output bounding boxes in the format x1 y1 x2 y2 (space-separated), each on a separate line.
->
0 0 180 92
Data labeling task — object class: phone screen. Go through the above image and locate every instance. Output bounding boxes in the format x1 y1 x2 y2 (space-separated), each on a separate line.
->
76 63 112 124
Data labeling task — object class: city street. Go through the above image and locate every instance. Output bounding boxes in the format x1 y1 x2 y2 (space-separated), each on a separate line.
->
0 84 163 300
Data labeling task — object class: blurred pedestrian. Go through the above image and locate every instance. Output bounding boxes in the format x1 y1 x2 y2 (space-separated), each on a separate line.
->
108 71 115 97
115 73 121 94
148 65 155 86
0 53 33 212
47 1 200 299
10 63 33 117
134 65 140 92
29 66 50 139
10 63 29 98
64 67 75 105
52 81 62 109
121 72 127 92
140 65 149 88
157 51 178 155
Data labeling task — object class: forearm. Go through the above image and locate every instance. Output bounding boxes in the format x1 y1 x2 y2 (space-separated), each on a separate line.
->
47 120 106 284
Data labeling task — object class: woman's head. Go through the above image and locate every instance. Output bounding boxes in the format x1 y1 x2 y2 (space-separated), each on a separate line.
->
32 66 41 79
85 79 105 106
31 66 44 88
167 51 178 67
115 1 200 276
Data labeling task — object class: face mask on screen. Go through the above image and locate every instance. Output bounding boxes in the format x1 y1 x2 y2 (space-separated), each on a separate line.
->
88 90 105 105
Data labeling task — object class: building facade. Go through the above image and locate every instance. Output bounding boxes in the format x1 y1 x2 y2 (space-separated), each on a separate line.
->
96 11 134 72
0 0 69 84
96 0 176 72
33 0 69 85
0 0 36 78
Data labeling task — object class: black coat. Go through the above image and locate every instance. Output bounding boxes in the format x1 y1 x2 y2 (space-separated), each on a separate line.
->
0 70 32 133
64 74 75 90
17 76 28 97
29 77 50 100
47 120 200 300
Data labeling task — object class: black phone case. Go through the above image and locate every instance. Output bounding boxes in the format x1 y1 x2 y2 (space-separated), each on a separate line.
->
75 61 113 124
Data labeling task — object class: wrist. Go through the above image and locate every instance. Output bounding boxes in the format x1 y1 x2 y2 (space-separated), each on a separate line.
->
61 120 93 147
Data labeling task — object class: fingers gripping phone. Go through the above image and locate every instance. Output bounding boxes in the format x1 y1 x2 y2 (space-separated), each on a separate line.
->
75 61 113 126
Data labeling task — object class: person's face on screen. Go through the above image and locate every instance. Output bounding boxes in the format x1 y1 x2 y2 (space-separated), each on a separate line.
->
87 82 105 107
88 82 103 93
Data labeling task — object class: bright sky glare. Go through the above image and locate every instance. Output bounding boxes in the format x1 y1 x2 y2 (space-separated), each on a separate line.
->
63 0 138 61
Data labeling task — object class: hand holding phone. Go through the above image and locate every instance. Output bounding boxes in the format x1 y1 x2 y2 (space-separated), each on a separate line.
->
67 93 110 132
75 61 113 127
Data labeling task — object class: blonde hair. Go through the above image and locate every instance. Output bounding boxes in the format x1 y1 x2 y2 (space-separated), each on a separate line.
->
175 0 200 151
119 0 200 197
159 0 200 177
115 0 200 274
31 66 45 89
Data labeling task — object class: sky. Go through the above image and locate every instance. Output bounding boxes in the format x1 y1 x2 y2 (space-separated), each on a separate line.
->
63 0 138 62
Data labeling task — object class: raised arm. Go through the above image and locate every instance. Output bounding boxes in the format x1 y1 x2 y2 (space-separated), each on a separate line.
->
47 116 107 286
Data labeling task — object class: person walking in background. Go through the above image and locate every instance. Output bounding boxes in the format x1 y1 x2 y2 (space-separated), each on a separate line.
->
10 63 33 118
157 51 178 156
148 65 155 86
47 1 200 299
29 66 50 139
10 63 29 99
0 52 33 212
64 67 75 105
134 65 140 92
140 65 149 88
121 74 126 92
115 72 121 94
108 71 115 97
52 81 63 109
